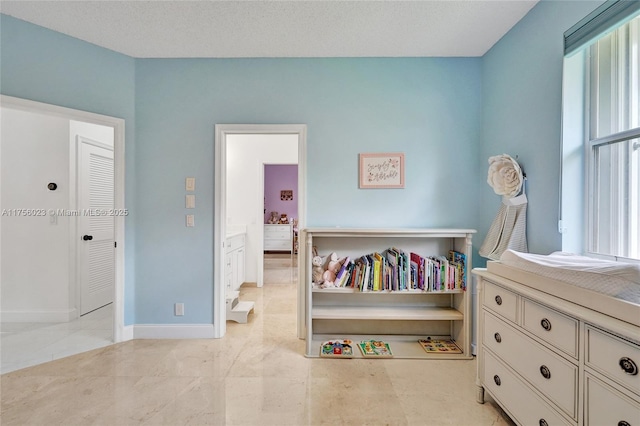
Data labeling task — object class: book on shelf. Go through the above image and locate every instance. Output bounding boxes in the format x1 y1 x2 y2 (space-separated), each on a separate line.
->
417 338 462 354
357 340 393 358
334 256 351 287
374 252 387 291
448 250 467 290
313 246 467 293
320 339 354 358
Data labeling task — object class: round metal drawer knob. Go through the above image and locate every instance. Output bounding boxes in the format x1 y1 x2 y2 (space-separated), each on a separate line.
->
619 357 638 375
540 365 551 379
494 333 502 343
540 318 552 331
539 419 549 426
493 375 501 386
495 295 503 306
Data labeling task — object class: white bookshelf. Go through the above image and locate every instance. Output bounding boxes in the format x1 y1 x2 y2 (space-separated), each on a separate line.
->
301 228 476 359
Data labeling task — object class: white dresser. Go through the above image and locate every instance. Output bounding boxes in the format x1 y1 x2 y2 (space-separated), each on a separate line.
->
264 224 292 252
474 263 640 426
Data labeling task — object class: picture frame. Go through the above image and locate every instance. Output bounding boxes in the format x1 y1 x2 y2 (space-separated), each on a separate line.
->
359 152 405 189
280 190 293 201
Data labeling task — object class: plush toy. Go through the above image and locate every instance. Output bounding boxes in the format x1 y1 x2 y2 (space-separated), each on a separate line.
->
268 211 279 224
311 256 324 286
321 253 341 288
279 213 288 224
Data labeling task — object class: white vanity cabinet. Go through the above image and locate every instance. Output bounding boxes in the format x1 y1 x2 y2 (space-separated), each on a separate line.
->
474 267 640 426
225 233 245 291
264 224 292 252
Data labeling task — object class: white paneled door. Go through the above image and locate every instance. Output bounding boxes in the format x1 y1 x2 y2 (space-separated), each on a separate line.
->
78 137 115 315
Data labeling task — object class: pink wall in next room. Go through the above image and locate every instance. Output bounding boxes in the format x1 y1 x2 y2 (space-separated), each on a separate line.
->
264 164 298 224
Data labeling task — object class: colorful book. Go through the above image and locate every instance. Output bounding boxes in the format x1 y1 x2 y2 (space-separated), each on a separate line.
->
373 253 383 291
448 250 467 290
320 339 354 358
357 340 393 357
334 257 351 287
417 338 462 354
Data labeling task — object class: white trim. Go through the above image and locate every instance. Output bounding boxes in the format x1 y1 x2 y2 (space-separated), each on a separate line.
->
122 325 134 341
133 324 215 339
0 95 126 344
77 135 114 151
1 308 78 323
257 161 265 288
214 124 307 339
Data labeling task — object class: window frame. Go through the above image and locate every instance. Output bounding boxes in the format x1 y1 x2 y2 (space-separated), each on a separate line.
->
584 17 640 261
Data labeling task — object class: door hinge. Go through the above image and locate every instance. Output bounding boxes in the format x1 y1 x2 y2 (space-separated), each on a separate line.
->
114 241 117 248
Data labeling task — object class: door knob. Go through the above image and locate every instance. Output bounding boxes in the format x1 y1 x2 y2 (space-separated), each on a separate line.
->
83 235 93 241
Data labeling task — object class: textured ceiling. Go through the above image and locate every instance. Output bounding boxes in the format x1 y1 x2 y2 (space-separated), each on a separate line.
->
0 1 539 58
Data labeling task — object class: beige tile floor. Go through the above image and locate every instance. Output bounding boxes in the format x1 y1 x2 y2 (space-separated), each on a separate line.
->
1 253 514 425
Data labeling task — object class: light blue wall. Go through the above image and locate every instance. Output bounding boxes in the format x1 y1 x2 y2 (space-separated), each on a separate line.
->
2 0 608 325
0 15 137 324
134 57 482 323
479 0 603 264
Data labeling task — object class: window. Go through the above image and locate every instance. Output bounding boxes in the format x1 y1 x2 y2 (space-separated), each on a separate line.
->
562 2 640 262
586 15 640 260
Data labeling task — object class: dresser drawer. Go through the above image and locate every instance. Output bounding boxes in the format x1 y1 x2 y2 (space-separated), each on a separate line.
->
483 280 518 323
586 325 640 395
522 298 578 358
264 239 291 251
585 373 640 426
482 349 574 426
483 311 578 419
264 225 291 236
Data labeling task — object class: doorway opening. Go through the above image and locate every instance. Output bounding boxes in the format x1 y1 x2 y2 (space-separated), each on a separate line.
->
213 125 307 339
0 95 126 372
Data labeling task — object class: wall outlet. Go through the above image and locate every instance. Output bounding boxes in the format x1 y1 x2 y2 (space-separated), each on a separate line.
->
174 303 184 316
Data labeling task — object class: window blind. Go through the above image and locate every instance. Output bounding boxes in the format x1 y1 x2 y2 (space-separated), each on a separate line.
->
564 0 640 56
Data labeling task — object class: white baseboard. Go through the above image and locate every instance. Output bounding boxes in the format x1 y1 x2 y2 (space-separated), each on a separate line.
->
1 308 78 323
133 324 215 339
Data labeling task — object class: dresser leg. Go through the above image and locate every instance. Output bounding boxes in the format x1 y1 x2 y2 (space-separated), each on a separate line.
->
476 385 485 404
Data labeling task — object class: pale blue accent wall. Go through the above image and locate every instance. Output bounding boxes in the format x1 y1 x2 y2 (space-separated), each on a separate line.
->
134 58 482 323
5 1 607 324
0 15 137 324
479 0 603 265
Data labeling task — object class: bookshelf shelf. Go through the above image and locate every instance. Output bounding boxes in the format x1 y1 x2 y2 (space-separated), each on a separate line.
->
312 305 464 321
301 227 476 360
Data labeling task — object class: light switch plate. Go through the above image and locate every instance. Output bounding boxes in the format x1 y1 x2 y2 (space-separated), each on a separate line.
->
186 194 195 209
186 214 195 227
185 177 195 192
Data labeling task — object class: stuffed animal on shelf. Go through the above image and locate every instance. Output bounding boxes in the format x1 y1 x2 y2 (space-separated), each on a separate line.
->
321 252 341 288
279 213 288 224
311 256 324 286
268 211 279 224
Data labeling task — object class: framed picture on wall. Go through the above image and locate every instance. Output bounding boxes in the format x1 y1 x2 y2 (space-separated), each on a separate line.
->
359 153 405 189
281 190 293 201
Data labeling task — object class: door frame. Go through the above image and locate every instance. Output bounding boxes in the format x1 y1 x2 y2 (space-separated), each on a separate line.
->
1 95 126 342
213 124 307 339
